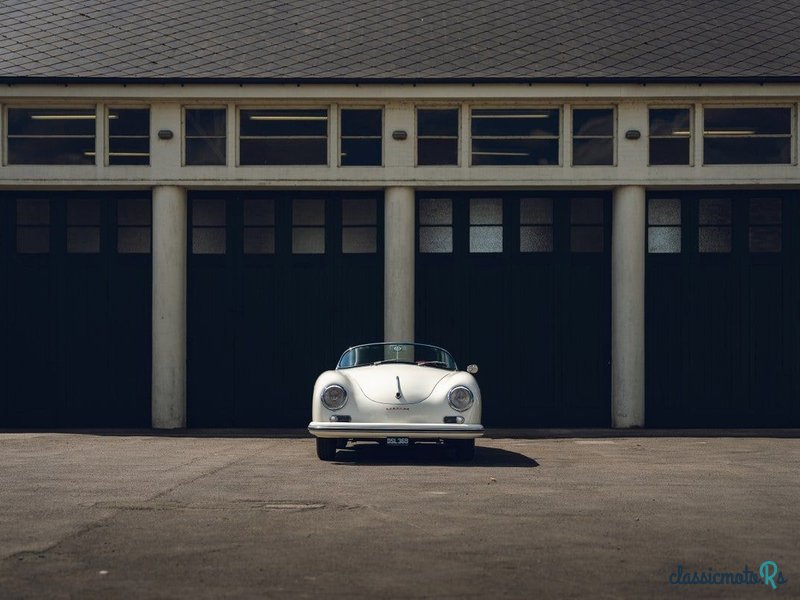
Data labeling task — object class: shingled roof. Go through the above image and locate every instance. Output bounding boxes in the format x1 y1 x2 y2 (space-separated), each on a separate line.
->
0 0 798 83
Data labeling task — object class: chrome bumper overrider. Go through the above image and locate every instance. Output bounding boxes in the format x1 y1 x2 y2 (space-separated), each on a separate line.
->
308 422 484 439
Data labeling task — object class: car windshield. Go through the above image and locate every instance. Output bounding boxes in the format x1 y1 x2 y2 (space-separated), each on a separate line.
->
337 343 457 370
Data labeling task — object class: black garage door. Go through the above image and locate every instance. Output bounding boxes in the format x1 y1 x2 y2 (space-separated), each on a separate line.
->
646 192 800 426
0 193 152 427
416 192 611 427
188 192 383 427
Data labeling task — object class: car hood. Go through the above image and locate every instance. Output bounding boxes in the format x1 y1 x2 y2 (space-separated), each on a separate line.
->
344 364 453 405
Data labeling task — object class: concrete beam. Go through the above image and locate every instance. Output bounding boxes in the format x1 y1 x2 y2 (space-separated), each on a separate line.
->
384 186 415 342
611 185 646 428
151 185 187 429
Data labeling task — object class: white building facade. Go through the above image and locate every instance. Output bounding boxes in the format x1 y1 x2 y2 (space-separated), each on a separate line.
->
1 1 798 429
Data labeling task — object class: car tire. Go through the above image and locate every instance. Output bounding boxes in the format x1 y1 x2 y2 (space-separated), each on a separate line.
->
316 438 338 461
451 439 475 462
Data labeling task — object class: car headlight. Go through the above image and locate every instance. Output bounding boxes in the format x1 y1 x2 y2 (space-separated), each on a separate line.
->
321 385 348 410
447 386 474 412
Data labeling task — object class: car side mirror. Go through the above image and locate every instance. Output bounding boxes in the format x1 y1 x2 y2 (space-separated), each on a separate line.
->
467 364 479 374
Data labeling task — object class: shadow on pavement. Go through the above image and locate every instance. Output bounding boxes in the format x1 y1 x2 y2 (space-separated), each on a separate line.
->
331 442 539 468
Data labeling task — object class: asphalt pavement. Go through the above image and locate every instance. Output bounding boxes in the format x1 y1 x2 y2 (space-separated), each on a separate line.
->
0 431 798 599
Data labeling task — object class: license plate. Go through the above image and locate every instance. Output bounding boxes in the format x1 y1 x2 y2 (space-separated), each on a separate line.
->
386 437 409 446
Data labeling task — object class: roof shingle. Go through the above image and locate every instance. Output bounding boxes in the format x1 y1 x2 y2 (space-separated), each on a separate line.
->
0 0 798 82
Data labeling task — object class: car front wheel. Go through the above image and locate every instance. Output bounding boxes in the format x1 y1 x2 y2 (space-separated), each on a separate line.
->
316 438 338 461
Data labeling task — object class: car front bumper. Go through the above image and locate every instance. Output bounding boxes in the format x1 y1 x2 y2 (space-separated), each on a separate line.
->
308 422 484 440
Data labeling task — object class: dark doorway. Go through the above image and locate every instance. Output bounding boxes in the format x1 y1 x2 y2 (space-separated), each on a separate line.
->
415 192 611 427
646 192 800 426
0 193 152 427
187 192 384 427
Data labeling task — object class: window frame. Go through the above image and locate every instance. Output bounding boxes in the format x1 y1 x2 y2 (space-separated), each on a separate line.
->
5 104 98 166
571 106 616 167
415 106 461 167
105 105 150 167
647 106 693 167
701 104 795 166
183 105 228 167
469 105 562 167
237 106 330 167
339 106 384 167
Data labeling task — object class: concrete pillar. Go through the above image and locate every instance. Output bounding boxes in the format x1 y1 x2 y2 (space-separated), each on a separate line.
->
384 186 415 341
612 185 646 428
152 185 187 429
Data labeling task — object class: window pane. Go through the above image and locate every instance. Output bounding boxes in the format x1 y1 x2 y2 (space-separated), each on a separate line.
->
571 227 604 252
470 198 502 225
67 227 100 253
8 138 95 165
573 109 613 166
244 199 275 226
699 227 731 253
418 109 459 137
649 109 690 136
703 107 791 165
342 198 376 225
648 198 681 225
470 226 503 253
520 198 552 224
292 228 325 254
293 199 325 225
749 226 781 253
699 199 731 225
118 227 151 254
418 139 458 166
240 139 327 166
341 139 381 166
8 108 95 135
573 109 613 136
419 198 452 225
342 227 377 253
571 198 604 224
244 227 275 254
472 109 559 136
186 138 226 166
419 227 452 253
520 226 553 252
240 109 327 166
117 199 151 225
192 228 225 254
704 138 790 165
705 107 791 135
648 227 681 253
108 136 150 166
650 138 690 165
472 139 558 166
341 109 382 137
471 109 559 166
16 199 50 225
749 198 781 224
109 108 149 136
193 199 226 226
573 139 613 165
16 227 49 254
186 109 226 137
417 109 459 166
68 199 101 225
7 108 96 165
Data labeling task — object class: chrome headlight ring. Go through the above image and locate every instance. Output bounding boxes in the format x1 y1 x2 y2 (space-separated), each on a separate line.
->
321 384 348 411
447 385 474 412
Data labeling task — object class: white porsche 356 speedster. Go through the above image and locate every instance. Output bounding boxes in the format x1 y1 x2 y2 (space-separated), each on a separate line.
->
308 342 483 461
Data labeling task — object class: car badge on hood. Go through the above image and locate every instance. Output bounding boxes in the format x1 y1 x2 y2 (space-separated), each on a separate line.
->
395 376 402 399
